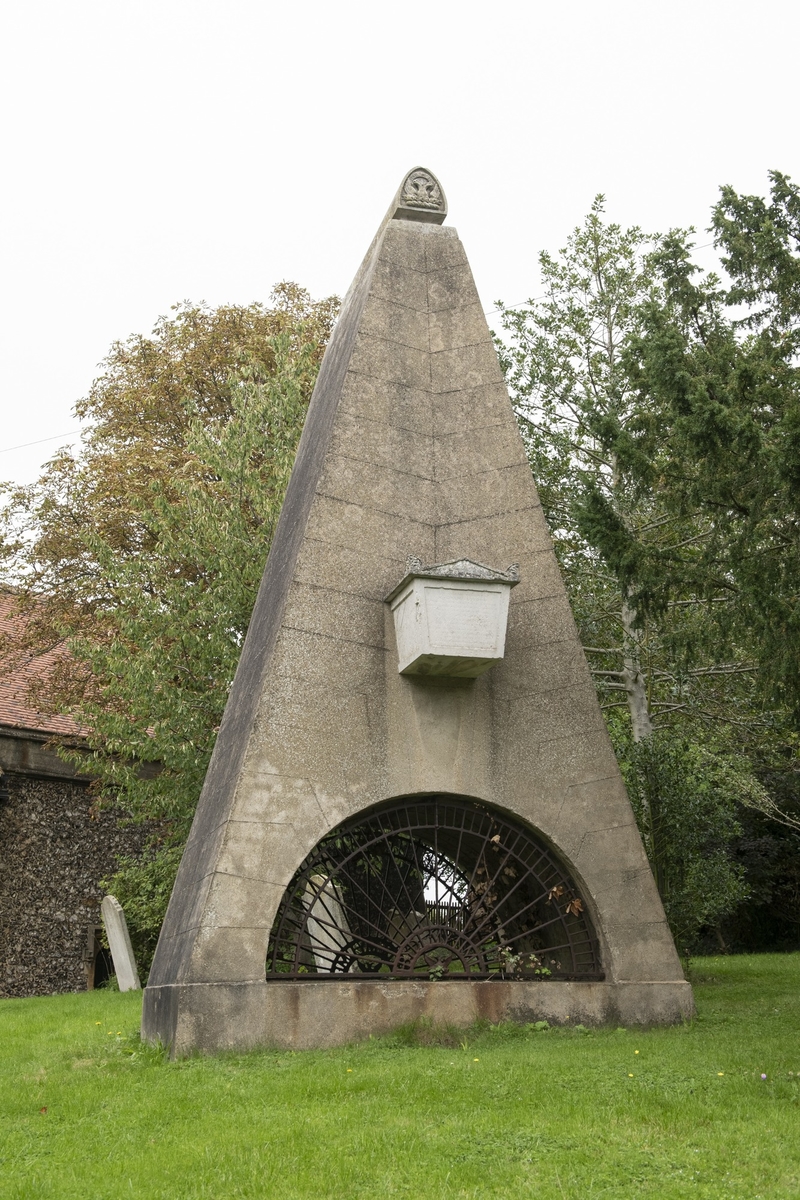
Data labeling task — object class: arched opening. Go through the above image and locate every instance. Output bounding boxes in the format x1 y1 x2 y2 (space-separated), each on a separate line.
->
266 795 603 981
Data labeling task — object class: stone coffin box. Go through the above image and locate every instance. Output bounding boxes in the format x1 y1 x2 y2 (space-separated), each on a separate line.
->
386 558 519 678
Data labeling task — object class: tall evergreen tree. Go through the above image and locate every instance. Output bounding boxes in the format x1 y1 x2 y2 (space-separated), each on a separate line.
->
494 202 779 947
625 172 800 719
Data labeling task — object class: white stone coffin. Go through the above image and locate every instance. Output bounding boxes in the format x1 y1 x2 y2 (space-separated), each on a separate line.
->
385 558 519 678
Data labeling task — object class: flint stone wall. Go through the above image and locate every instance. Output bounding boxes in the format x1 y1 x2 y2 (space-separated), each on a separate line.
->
0 770 147 998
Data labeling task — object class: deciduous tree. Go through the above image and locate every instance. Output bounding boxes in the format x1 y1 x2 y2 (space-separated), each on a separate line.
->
0 284 338 968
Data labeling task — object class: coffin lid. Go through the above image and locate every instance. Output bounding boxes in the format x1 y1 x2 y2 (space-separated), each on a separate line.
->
385 556 520 604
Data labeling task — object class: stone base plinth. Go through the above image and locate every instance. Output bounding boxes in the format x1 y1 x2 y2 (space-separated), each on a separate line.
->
142 978 695 1057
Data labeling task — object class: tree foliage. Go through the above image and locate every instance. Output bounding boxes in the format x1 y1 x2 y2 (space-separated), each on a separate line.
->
618 733 753 951
495 200 767 747
496 189 799 949
624 172 800 715
0 284 338 969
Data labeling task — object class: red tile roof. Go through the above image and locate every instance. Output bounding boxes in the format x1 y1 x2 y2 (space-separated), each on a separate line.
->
0 591 86 738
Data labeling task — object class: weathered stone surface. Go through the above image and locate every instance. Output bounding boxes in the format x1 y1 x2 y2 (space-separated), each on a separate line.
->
510 594 580 647
317 455 436 523
271 627 386 689
358 295 430 351
435 420 527 480
428 301 489 353
100 895 141 991
420 236 467 272
427 264 483 313
143 167 690 1054
435 513 554 571
328 411 432 477
433 382 516 436
339 375 432 435
436 463 545 524
292 539 411 602
369 258 428 312
305 495 433 560
348 331 431 390
145 979 695 1056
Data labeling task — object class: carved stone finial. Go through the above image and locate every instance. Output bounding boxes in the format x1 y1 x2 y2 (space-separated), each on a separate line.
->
391 167 447 224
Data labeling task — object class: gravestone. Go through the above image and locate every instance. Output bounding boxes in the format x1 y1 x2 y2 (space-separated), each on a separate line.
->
142 168 693 1055
100 895 141 991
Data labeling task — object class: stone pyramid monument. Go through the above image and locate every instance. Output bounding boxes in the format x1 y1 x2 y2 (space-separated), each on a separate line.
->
143 168 692 1054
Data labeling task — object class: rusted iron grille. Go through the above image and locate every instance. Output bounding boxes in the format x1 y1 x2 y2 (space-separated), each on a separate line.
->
266 796 602 981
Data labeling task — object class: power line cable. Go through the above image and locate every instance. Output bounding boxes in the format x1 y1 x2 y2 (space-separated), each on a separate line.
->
0 430 81 455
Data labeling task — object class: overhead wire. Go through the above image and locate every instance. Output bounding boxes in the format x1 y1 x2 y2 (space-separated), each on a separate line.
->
0 430 81 455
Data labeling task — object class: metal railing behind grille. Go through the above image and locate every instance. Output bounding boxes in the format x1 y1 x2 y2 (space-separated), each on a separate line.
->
266 795 603 982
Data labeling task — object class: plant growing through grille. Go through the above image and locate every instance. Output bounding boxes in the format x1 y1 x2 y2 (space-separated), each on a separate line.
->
266 797 602 981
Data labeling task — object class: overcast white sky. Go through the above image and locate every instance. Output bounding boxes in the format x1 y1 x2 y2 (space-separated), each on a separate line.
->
1 0 797 487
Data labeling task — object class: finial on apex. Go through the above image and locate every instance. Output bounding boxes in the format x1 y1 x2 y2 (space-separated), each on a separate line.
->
391 166 447 224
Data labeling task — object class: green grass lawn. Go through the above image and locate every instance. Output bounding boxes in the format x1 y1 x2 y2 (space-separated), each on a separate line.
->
2 955 799 1199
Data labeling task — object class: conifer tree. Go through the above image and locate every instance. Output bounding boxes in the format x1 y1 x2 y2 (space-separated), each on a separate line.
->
495 203 779 948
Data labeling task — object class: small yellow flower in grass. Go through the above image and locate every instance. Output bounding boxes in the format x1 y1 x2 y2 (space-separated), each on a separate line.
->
628 1073 634 1078
347 1068 352 1073
634 1050 639 1055
718 1072 724 1076
95 1022 101 1026
473 1058 479 1062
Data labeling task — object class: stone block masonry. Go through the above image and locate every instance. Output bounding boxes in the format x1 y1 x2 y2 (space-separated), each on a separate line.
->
143 168 693 1054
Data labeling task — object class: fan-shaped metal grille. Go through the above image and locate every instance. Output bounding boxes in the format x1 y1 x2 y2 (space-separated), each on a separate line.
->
266 796 602 981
